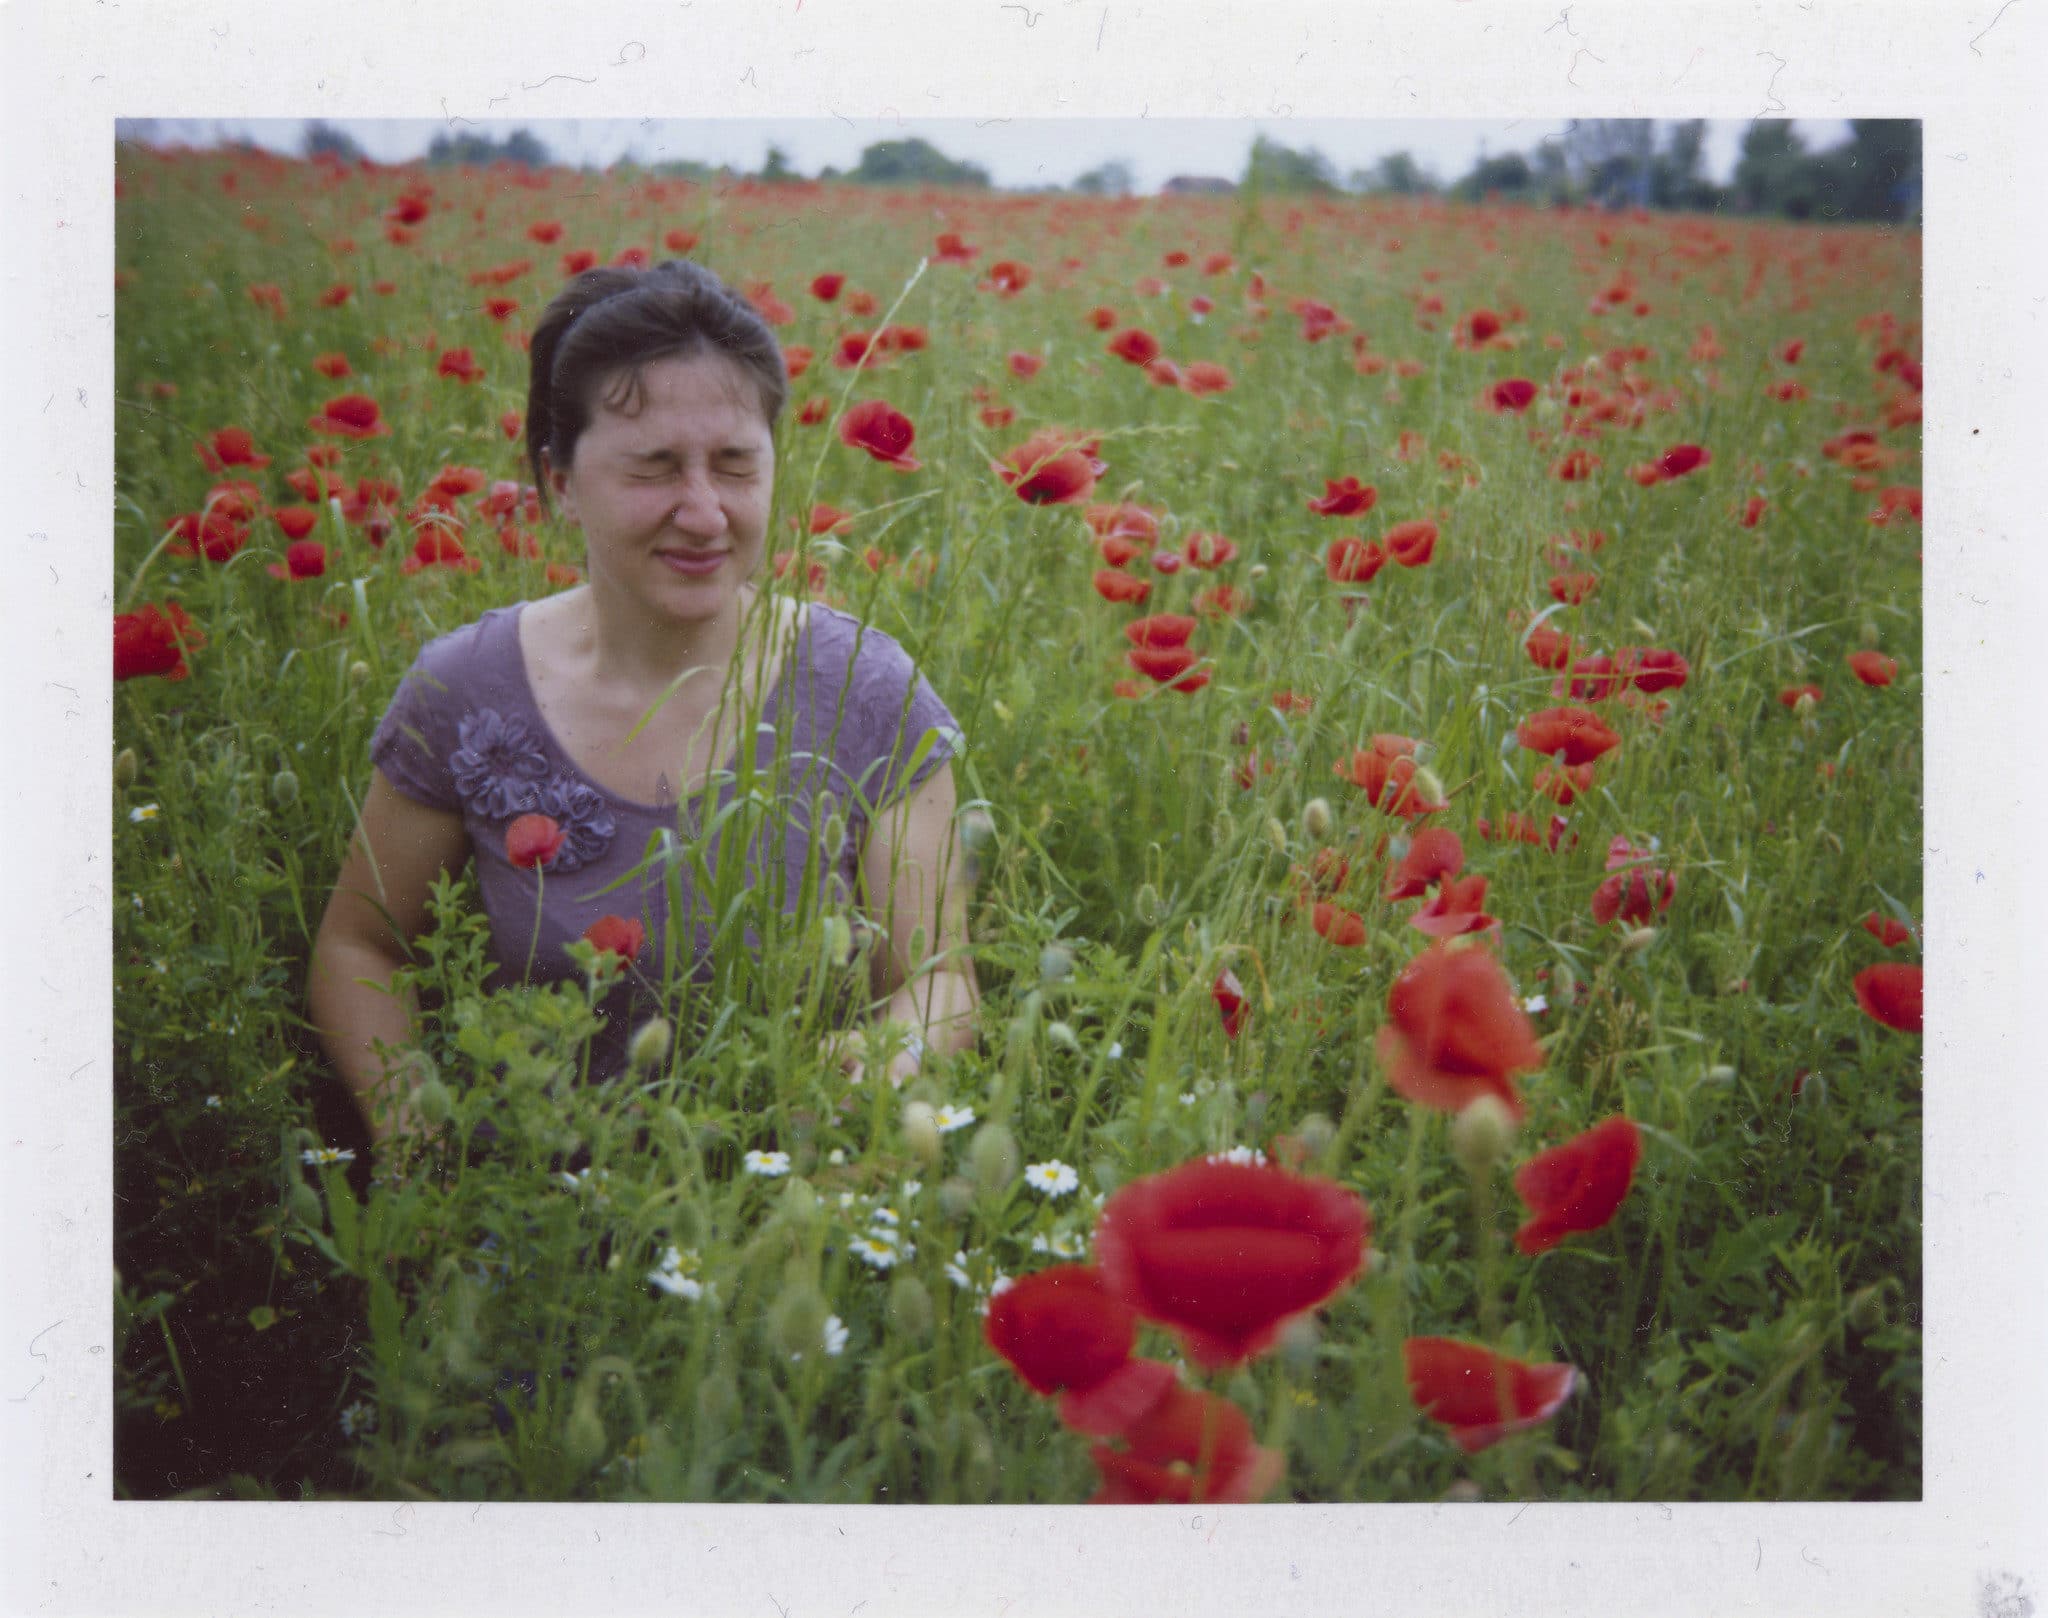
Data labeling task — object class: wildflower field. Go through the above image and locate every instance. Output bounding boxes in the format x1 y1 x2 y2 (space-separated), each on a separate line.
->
111 139 1922 1504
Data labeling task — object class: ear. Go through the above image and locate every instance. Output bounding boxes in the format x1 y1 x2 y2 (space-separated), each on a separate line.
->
541 446 577 523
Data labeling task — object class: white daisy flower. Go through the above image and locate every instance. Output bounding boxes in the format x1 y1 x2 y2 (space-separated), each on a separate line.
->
647 1246 704 1300
1179 1092 1199 1107
128 803 160 823
743 1149 791 1178
300 1145 356 1167
822 1315 849 1356
1023 1160 1080 1198
1207 1145 1267 1167
933 1104 976 1134
851 1233 905 1270
559 1166 610 1193
203 1095 222 1109
869 1205 900 1227
827 1148 847 1166
1523 994 1550 1015
1105 1042 1124 1060
1029 1230 1087 1259
901 1179 922 1198
338 1399 377 1438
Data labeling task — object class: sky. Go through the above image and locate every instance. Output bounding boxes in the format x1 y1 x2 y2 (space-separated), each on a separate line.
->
126 116 1855 193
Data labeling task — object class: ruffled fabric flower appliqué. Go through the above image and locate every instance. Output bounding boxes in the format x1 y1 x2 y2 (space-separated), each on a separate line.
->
451 709 550 819
535 774 615 874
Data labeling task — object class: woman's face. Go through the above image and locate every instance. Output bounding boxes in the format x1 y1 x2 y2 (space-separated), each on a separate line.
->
551 349 776 628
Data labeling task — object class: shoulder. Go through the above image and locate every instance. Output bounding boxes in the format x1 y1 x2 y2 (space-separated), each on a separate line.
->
392 602 524 705
800 603 921 688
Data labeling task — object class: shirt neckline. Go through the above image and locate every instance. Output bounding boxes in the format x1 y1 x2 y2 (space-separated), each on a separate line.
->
504 597 811 815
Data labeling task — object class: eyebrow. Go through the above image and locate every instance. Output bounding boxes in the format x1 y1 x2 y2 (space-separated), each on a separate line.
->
625 445 761 462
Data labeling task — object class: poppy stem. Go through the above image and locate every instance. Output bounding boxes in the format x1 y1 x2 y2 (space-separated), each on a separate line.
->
524 865 546 984
1470 1159 1503 1346
1193 1382 1221 1503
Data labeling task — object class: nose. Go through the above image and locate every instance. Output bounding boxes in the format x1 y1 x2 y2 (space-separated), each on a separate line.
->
667 469 728 539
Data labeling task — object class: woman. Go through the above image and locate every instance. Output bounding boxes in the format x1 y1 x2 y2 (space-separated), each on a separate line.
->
309 259 977 1153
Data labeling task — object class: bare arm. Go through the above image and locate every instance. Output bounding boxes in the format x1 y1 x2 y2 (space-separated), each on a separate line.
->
307 769 471 1145
855 759 980 1083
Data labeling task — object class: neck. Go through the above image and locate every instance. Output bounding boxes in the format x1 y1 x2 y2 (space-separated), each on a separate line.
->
570 580 785 701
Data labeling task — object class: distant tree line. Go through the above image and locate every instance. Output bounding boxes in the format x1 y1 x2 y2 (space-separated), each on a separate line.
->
291 120 1918 223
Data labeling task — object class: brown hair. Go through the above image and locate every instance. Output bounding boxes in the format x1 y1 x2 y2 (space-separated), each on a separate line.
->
524 259 787 513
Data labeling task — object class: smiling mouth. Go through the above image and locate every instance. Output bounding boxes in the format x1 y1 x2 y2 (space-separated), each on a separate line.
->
657 550 729 573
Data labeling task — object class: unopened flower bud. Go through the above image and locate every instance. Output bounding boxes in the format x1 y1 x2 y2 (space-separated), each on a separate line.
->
347 660 372 687
938 1176 976 1219
1621 926 1659 953
1248 563 1269 582
269 768 300 808
563 1395 607 1470
113 747 139 790
1295 1111 1336 1158
1442 1479 1484 1503
1793 691 1818 719
1797 1070 1829 1110
1846 1283 1887 1331
1133 883 1164 927
628 1017 673 1073
286 1180 325 1227
1411 764 1447 808
1449 1094 1518 1176
902 1100 941 1162
412 1074 453 1127
1045 1020 1080 1053
768 1284 830 1360
822 812 847 862
887 1274 935 1339
1301 796 1333 841
1704 1063 1737 1086
1038 943 1074 985
822 915 853 968
969 1123 1018 1199
1265 816 1288 854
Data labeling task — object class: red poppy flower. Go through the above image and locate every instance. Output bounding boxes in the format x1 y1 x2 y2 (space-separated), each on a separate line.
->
1403 1337 1577 1453
1308 477 1377 517
1548 571 1599 606
1143 356 1185 389
1183 531 1238 569
1086 305 1117 331
505 814 565 870
1462 308 1503 346
1086 503 1160 544
1655 443 1711 480
1124 613 1197 651
1212 969 1248 1040
874 323 927 355
1524 621 1574 671
1193 583 1250 619
838 400 921 471
1326 536 1386 586
1334 746 1431 818
167 510 249 564
1386 827 1465 901
1516 706 1621 766
1271 690 1314 716
318 284 352 309
796 396 829 426
1411 874 1497 940
437 347 483 383
1551 450 1601 482
308 392 392 438
1107 327 1161 366
1862 911 1914 948
1088 1383 1286 1504
801 271 844 304
482 296 520 323
1532 762 1597 807
265 540 328 581
984 259 1032 296
1127 646 1207 691
113 601 203 682
1487 378 1537 412
996 429 1105 506
1554 653 1617 703
1853 962 1923 1033
1590 866 1676 926
1384 519 1438 568
1311 902 1369 948
581 915 645 963
1779 684 1824 709
268 505 318 542
1094 1158 1370 1369
313 352 351 379
1182 361 1235 397
1377 943 1543 1120
1512 1115 1642 1255
1848 650 1898 687
195 426 270 472
983 1265 1177 1436
1093 569 1153 605
933 231 979 264
807 503 853 537
1621 647 1691 694
526 219 563 244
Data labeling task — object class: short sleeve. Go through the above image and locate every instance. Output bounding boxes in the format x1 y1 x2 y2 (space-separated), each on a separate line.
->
369 644 466 813
838 622 963 822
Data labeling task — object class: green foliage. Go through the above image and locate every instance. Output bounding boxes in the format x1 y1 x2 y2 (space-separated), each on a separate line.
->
847 138 990 189
1243 135 1340 196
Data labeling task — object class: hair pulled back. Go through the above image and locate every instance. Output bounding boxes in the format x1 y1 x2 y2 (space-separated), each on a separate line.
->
524 259 786 513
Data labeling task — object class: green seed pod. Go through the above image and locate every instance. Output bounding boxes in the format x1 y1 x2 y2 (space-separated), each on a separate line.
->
1132 883 1164 927
1797 1070 1829 1110
768 1284 830 1361
1038 943 1075 985
1295 1112 1336 1158
1044 1020 1080 1054
776 1175 820 1234
112 748 139 790
628 1017 673 1073
888 1274 934 1340
902 1101 941 1163
562 1392 608 1470
822 915 853 968
822 812 848 862
1846 1283 1888 1332
347 659 372 688
1450 1094 1518 1176
269 768 300 808
286 1180 325 1228
937 1176 976 1220
412 1074 453 1127
969 1123 1018 1200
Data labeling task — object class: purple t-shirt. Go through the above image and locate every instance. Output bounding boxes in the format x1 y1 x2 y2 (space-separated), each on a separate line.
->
369 600 961 1081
